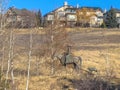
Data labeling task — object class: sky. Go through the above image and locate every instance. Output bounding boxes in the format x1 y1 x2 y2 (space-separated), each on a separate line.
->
8 0 120 16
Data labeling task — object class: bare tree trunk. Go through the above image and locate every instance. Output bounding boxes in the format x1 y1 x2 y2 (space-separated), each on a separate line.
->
11 32 15 85
0 30 7 74
1 41 5 73
51 35 54 75
11 62 14 83
26 29 32 90
0 1 3 30
5 29 13 90
50 23 54 75
0 13 3 29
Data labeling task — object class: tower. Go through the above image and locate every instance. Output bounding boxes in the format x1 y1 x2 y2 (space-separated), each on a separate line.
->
64 1 68 6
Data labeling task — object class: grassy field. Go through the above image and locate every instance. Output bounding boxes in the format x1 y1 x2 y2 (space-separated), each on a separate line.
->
0 28 120 90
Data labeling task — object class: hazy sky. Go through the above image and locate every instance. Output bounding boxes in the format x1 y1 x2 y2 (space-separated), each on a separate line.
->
9 0 120 15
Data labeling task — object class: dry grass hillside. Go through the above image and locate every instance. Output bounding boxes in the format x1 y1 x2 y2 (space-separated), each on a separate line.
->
0 28 120 90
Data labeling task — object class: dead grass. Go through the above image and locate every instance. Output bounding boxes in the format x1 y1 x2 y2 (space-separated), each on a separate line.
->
1 28 120 90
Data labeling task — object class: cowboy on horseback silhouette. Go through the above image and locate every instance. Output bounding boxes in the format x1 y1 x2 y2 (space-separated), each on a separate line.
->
53 45 82 71
63 45 74 66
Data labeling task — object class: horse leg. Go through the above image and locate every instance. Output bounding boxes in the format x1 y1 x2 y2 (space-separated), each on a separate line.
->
73 63 79 72
64 64 68 74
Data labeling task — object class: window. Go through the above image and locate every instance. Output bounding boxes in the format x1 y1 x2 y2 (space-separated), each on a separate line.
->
67 15 76 21
48 15 54 21
58 11 65 17
116 13 120 17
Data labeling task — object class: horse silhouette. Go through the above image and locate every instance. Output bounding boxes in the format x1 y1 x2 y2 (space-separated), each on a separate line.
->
54 53 82 71
52 45 82 71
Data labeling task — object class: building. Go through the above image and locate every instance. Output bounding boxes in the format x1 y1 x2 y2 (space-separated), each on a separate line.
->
65 7 77 27
76 7 103 27
5 7 37 28
117 17 120 28
113 8 120 28
44 2 77 27
44 2 104 28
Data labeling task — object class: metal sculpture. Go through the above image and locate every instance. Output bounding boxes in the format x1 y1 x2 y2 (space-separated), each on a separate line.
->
54 45 82 71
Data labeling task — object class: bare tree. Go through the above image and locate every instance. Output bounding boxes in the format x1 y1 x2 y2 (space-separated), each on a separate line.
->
10 31 15 85
26 29 33 90
0 0 9 29
0 0 10 77
0 31 6 73
43 12 71 75
5 28 13 90
1 41 5 73
4 26 16 90
0 30 9 79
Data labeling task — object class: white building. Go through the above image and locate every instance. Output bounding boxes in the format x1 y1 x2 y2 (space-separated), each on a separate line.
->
44 2 77 27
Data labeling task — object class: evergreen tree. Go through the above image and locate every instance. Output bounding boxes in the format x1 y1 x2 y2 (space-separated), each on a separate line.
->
105 8 118 28
36 9 42 27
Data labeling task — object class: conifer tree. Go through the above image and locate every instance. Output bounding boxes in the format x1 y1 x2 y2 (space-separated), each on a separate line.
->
36 9 42 27
105 8 118 28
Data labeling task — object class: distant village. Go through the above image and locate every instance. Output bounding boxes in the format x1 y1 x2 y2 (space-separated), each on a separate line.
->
1 1 120 28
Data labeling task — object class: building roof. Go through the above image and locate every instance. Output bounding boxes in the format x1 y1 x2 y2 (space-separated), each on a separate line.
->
43 0 79 17
80 7 103 12
44 5 74 17
65 7 77 10
111 8 120 13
